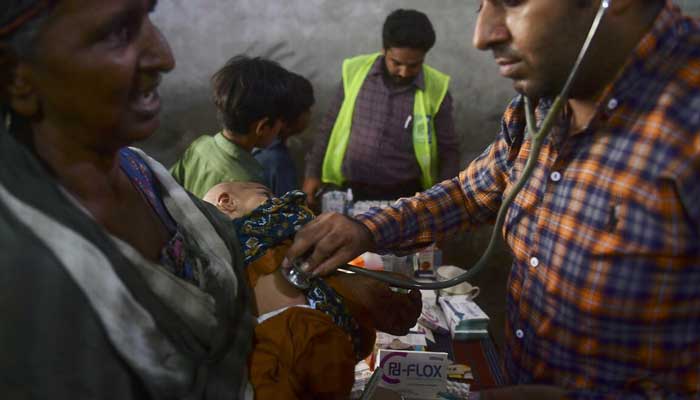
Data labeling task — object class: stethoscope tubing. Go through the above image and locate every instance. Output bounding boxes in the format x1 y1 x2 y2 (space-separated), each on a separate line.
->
290 0 612 291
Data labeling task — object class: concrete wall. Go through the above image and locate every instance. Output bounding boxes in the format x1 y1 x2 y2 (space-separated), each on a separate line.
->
678 0 700 15
145 0 514 167
145 0 700 169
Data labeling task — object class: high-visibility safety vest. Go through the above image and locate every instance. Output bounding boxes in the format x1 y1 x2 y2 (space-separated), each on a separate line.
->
321 52 450 189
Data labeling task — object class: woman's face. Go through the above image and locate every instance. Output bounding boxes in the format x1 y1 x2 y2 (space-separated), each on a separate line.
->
18 0 174 149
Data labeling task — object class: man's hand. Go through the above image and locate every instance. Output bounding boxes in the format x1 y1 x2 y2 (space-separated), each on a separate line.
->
302 177 322 208
284 212 375 276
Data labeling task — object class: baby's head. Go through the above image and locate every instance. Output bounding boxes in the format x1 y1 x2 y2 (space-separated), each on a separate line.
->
203 181 272 219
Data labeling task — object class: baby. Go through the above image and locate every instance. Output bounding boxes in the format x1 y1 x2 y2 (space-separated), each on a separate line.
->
203 182 422 400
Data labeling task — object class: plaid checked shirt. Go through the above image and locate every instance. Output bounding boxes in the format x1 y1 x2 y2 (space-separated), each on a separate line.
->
357 3 700 398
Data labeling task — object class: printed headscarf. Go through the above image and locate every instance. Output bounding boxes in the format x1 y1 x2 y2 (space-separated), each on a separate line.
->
234 190 370 360
233 190 314 265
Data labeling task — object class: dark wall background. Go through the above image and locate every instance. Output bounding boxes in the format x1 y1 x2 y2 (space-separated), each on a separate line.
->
145 0 515 168
145 0 700 168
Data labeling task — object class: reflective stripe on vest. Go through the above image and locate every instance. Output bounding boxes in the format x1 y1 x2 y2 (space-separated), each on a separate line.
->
321 52 450 189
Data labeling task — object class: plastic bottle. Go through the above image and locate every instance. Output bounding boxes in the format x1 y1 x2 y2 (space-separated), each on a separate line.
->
344 188 354 216
363 252 384 271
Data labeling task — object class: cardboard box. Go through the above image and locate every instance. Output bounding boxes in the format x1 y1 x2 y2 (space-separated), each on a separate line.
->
438 295 490 339
321 190 347 214
375 349 448 399
418 303 450 335
413 245 441 279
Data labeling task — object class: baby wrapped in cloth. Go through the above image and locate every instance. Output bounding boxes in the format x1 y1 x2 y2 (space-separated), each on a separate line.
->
203 183 422 400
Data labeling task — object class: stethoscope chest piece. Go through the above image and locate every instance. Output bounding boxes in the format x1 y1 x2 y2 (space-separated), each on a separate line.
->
282 259 313 290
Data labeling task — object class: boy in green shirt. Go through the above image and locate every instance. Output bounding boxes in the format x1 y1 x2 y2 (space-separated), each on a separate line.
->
170 55 292 198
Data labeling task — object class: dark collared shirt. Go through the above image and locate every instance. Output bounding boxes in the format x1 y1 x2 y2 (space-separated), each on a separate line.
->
253 139 299 197
306 56 458 185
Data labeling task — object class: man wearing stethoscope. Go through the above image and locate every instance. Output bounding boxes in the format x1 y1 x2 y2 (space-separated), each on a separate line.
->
287 1 700 398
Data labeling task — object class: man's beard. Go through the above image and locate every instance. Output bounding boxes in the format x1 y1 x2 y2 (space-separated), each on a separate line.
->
390 75 413 86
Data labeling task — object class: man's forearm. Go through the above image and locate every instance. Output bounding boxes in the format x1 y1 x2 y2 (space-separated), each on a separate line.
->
355 176 472 253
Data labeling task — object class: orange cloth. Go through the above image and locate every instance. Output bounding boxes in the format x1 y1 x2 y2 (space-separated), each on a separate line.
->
247 243 376 399
243 236 429 400
247 241 291 288
250 307 357 400
324 274 377 360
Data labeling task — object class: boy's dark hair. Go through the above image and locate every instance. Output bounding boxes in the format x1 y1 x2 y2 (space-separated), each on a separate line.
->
281 72 315 124
382 9 436 52
211 55 291 135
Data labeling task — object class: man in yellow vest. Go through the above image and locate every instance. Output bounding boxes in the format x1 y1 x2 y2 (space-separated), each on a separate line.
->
303 9 459 206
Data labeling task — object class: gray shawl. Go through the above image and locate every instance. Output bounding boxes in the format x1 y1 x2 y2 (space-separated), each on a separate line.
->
0 130 254 399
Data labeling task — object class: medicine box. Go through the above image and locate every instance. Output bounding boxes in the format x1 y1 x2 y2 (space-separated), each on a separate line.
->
438 295 490 340
375 349 448 399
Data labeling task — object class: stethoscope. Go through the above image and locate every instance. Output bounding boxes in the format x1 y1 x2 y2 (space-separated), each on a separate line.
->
283 0 612 291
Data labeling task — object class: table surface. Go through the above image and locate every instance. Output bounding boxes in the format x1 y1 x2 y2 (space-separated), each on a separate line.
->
427 331 505 391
